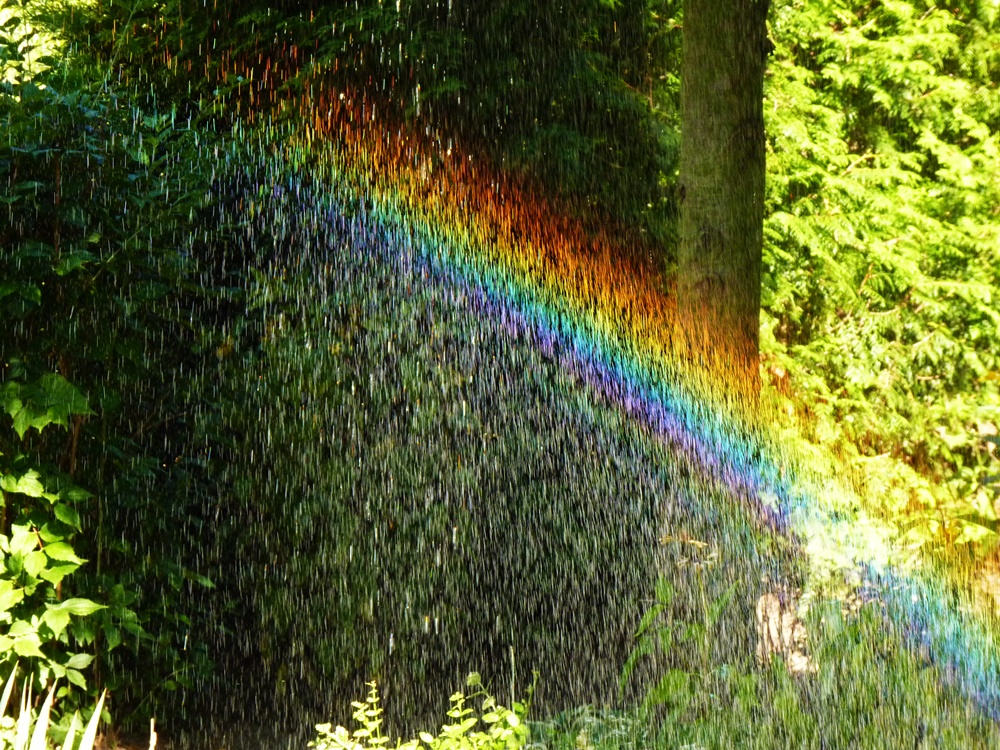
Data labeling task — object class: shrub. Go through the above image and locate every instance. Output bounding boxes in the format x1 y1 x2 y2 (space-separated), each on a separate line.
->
0 663 107 750
309 673 531 750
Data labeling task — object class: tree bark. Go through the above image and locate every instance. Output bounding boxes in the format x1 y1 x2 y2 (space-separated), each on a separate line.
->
676 0 770 403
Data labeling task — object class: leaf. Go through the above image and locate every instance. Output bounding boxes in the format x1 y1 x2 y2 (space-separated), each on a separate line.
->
955 522 997 545
3 376 91 439
36 373 93 423
54 598 106 617
8 620 34 638
642 669 691 710
0 662 17 721
620 637 654 689
635 603 664 637
28 684 55 750
39 563 80 586
12 636 45 658
78 689 106 750
54 250 97 276
66 653 95 670
9 525 39 556
0 585 24 615
0 470 45 498
655 576 674 605
42 607 72 638
43 541 85 564
103 625 121 651
62 711 81 750
707 583 738 628
184 569 215 588
23 550 48 577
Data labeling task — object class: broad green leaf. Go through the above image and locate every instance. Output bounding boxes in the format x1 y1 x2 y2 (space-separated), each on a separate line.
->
955 522 997 545
0 470 45 498
7 620 33 638
12 636 44 658
642 669 690 710
66 653 95 670
103 625 121 651
41 607 72 638
619 637 654 689
36 373 93 423
708 583 738 628
23 550 47 578
65 667 87 689
9 526 38 556
53 504 82 529
54 250 96 276
3 376 92 439
0 585 24 615
39 562 81 586
43 541 85 564
53 598 106 617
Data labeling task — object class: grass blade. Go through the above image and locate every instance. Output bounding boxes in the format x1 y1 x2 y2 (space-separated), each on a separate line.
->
28 683 56 750
62 710 82 750
78 689 106 750
0 662 17 720
14 680 33 750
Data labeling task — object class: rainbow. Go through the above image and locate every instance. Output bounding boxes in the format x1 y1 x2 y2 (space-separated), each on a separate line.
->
251 90 1000 718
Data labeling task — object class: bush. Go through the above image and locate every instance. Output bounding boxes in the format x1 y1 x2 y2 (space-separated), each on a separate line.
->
309 673 531 750
0 663 109 750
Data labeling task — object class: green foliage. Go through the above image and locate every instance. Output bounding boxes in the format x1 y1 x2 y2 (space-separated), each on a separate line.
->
540 597 1000 750
0 664 109 750
10 0 1000 740
761 0 1000 556
67 0 678 240
620 573 737 722
527 706 650 750
1 13 236 732
0 377 104 707
309 674 531 750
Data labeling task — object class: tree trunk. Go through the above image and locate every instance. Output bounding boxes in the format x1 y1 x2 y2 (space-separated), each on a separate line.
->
676 0 770 403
